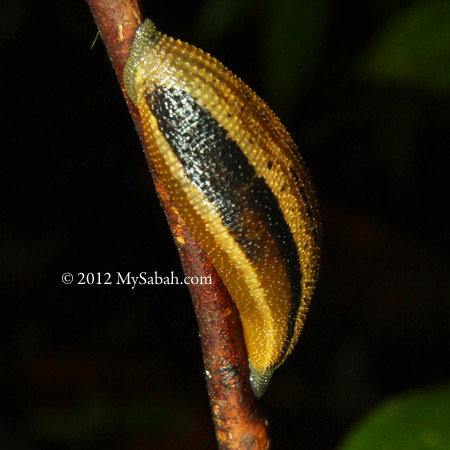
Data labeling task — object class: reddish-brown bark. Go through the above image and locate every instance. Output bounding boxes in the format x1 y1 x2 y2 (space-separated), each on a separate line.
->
85 1 270 448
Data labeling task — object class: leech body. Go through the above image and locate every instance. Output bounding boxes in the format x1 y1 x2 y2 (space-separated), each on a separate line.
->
124 19 321 397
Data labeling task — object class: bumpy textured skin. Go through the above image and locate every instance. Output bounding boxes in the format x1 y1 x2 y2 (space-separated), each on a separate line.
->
123 19 321 397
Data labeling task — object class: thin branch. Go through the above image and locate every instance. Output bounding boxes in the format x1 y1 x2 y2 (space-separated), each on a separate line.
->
85 1 270 448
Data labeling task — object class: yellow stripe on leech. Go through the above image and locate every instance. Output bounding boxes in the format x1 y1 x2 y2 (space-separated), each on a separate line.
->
136 91 286 372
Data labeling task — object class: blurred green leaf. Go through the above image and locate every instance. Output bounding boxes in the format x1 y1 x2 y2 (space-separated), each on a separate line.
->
195 0 250 43
339 383 450 450
261 0 330 110
31 395 190 444
359 0 450 93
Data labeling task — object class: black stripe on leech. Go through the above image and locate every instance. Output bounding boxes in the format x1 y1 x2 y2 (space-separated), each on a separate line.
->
146 86 301 365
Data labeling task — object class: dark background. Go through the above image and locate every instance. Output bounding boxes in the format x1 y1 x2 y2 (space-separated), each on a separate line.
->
1 0 449 449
